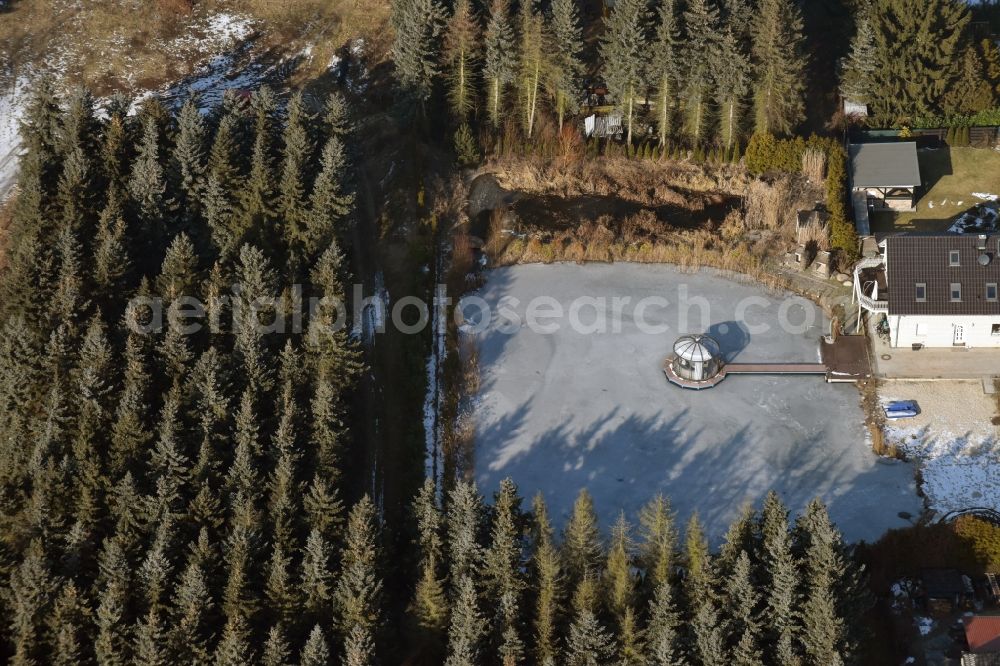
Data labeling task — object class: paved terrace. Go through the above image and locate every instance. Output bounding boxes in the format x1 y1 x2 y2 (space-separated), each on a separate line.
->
869 320 1000 381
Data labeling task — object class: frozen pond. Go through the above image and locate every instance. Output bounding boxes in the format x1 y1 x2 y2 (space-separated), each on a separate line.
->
467 263 921 543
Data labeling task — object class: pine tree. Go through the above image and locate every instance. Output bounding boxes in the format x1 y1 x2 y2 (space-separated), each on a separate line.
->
304 134 353 261
443 0 480 121
750 0 807 135
300 625 331 666
565 575 615 666
8 541 55 666
599 0 650 146
483 478 525 663
262 624 292 666
279 92 314 276
410 478 449 647
605 513 642 664
942 44 997 116
392 0 447 109
867 0 969 120
447 480 485 582
49 582 87 666
648 0 682 147
172 97 207 223
718 503 758 577
728 551 764 666
300 528 333 618
214 615 253 666
715 28 751 152
240 88 277 246
839 5 877 106
796 499 868 665
530 493 561 666
646 579 684 665
682 0 720 144
483 0 518 128
518 0 545 137
127 116 169 258
760 491 800 665
562 489 603 589
639 494 677 590
334 496 382 638
444 574 486 666
345 624 376 666
547 0 584 132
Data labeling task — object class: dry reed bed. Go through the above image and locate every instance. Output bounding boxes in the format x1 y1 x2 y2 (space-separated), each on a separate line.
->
485 155 752 204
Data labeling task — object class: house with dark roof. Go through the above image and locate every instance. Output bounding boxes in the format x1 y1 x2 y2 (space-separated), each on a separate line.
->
853 233 1000 348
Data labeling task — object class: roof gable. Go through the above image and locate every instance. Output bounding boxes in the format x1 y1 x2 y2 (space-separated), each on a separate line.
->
886 234 1000 316
965 616 1000 654
849 142 922 189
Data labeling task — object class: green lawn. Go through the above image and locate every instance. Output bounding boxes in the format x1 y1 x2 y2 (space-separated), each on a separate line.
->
870 147 1000 234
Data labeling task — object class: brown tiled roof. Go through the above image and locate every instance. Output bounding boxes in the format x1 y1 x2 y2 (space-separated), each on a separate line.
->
886 234 1000 316
965 616 1000 654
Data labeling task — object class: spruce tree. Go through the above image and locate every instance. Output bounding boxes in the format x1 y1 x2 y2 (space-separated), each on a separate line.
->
599 0 650 146
410 478 449 649
547 0 584 132
565 575 615 666
172 97 207 224
561 489 603 590
868 0 969 120
715 28 751 153
278 92 314 276
299 625 331 666
447 480 485 583
444 574 486 666
518 0 546 137
728 551 764 666
530 494 562 666
443 0 480 121
605 513 642 664
760 491 800 665
750 0 807 135
483 0 518 128
333 497 382 640
682 0 720 145
646 579 684 665
392 0 447 109
483 478 525 663
649 0 683 147
839 4 877 106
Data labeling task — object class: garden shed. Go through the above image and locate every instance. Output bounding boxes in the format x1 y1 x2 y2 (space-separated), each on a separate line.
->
849 142 922 212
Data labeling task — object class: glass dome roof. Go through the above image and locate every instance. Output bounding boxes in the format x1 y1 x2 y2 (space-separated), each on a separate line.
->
673 334 721 363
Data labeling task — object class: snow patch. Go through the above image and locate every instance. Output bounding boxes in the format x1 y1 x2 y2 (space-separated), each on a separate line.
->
0 75 29 201
973 192 999 202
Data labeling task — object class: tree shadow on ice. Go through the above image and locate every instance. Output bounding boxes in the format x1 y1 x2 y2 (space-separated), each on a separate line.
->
474 402 919 544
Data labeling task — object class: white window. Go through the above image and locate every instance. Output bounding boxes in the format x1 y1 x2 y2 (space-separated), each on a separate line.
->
950 250 961 267
988 283 998 301
915 283 927 301
950 283 962 301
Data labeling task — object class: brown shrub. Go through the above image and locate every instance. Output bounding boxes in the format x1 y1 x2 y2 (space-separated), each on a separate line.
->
801 148 827 184
744 178 790 231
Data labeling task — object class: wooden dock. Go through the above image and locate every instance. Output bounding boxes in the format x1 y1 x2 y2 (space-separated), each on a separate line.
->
724 363 828 375
663 335 872 390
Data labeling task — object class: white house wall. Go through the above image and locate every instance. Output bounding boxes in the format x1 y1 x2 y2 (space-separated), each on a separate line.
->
890 314 1000 348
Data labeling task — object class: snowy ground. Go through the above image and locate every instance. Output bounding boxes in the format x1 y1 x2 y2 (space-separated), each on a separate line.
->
0 12 260 201
882 380 1000 516
468 264 921 543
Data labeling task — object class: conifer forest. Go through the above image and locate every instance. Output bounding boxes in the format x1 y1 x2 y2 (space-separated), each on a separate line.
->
3 0 1000 664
